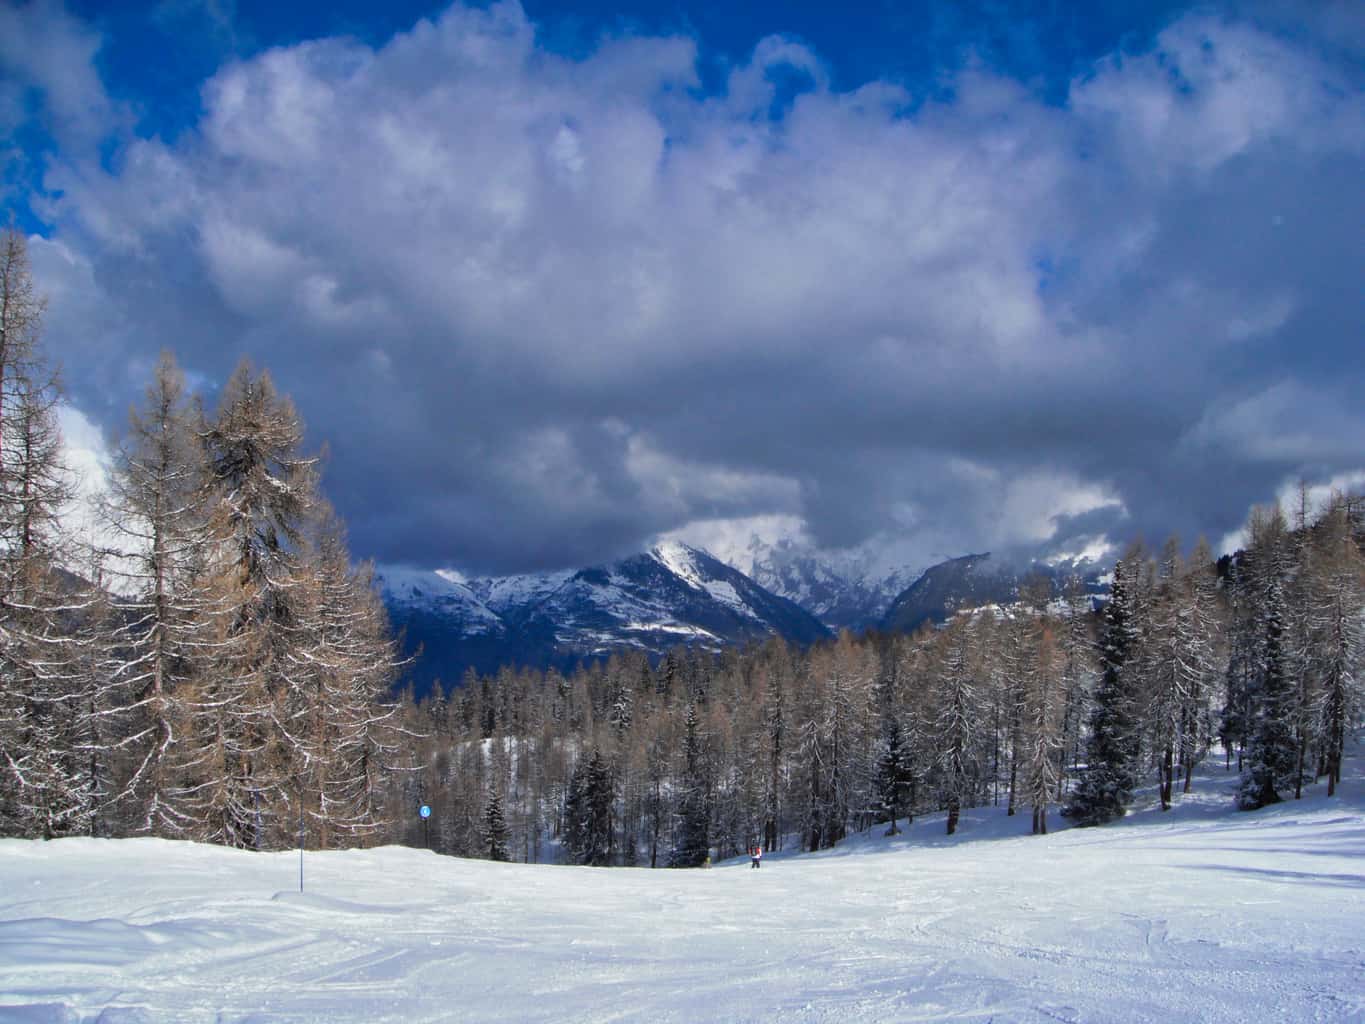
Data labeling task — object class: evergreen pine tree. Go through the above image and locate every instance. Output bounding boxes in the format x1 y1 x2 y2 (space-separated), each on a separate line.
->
1066 554 1141 825
874 714 914 836
481 787 510 861
1310 497 1363 797
564 748 614 865
670 704 709 867
1239 510 1298 809
933 617 983 836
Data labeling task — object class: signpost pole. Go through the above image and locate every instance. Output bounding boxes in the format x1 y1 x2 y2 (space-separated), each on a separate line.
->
299 800 305 893
420 804 432 850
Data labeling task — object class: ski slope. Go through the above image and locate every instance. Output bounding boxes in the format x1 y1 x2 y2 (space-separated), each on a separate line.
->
1 755 1362 1023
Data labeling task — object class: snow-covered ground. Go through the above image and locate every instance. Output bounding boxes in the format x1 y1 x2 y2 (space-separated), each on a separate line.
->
2 754 1362 1023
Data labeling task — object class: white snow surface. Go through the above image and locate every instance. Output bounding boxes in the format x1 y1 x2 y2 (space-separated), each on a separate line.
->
650 540 706 589
466 572 574 615
3 757 1363 1023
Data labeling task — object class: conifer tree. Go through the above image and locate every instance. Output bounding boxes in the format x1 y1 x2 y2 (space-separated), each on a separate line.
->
196 360 319 848
289 509 399 847
670 704 709 867
481 786 510 861
565 747 614 865
1022 619 1065 834
933 617 984 836
0 229 96 838
1066 553 1142 825
1240 508 1298 810
101 352 219 836
1309 497 1363 797
1176 539 1223 794
874 714 914 836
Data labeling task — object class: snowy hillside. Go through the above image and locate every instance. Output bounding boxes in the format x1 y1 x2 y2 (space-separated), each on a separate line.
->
4 753 1362 1023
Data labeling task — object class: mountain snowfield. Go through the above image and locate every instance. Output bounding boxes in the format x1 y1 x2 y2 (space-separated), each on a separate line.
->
2 751 1362 1023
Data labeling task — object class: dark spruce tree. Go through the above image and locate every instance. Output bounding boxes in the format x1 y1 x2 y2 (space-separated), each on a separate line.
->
874 715 914 836
1065 556 1140 826
1239 545 1297 809
481 788 510 862
670 703 710 867
564 748 614 865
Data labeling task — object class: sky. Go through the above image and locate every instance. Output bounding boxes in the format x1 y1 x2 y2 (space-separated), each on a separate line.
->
2 0 1363 578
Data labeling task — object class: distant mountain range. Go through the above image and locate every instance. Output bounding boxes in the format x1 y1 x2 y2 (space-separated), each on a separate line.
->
378 542 1107 694
377 542 830 694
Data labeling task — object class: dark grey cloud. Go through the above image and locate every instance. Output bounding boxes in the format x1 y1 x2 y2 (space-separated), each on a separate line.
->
12 2 1365 574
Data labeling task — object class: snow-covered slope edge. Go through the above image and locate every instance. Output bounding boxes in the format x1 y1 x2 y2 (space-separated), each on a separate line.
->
2 748 1361 1023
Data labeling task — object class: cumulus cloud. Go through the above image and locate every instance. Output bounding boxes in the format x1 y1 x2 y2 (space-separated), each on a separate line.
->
8 1 1364 574
0 0 120 153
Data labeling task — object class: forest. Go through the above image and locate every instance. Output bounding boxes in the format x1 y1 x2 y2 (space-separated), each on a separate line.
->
1 227 1362 867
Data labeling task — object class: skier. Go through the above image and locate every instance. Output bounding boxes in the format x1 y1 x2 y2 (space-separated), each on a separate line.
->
750 844 762 869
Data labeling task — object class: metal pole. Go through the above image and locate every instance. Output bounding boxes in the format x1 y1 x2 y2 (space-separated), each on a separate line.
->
424 816 429 850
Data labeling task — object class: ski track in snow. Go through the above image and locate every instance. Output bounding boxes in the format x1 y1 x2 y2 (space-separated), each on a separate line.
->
1 757 1362 1023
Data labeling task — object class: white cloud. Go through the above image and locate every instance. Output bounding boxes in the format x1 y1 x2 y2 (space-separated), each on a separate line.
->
1072 15 1365 179
1181 382 1365 465
0 0 121 153
56 402 115 560
1218 469 1365 555
660 514 810 575
13 3 1365 573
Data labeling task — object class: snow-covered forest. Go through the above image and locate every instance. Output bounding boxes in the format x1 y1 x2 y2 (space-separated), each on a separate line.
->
408 497 1364 866
1 225 1362 873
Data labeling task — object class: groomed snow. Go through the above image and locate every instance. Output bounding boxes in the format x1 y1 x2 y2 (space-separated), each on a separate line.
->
2 754 1362 1023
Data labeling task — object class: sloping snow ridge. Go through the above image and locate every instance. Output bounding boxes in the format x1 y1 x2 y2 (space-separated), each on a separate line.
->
650 540 706 590
373 565 501 631
466 571 574 615
4 753 1361 1023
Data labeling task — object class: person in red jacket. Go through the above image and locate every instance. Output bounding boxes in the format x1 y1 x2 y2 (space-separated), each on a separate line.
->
750 845 762 869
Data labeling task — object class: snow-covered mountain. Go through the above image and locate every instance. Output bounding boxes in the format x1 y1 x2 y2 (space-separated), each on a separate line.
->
724 536 921 631
374 564 504 637
878 551 1108 634
376 542 829 692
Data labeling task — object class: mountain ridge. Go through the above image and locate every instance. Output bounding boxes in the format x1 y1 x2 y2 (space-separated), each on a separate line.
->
377 542 830 693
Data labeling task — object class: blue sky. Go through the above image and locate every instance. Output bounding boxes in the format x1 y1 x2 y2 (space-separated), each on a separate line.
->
2 0 1363 576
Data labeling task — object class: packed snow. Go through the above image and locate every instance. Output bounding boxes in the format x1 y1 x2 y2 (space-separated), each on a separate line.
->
2 754 1362 1023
